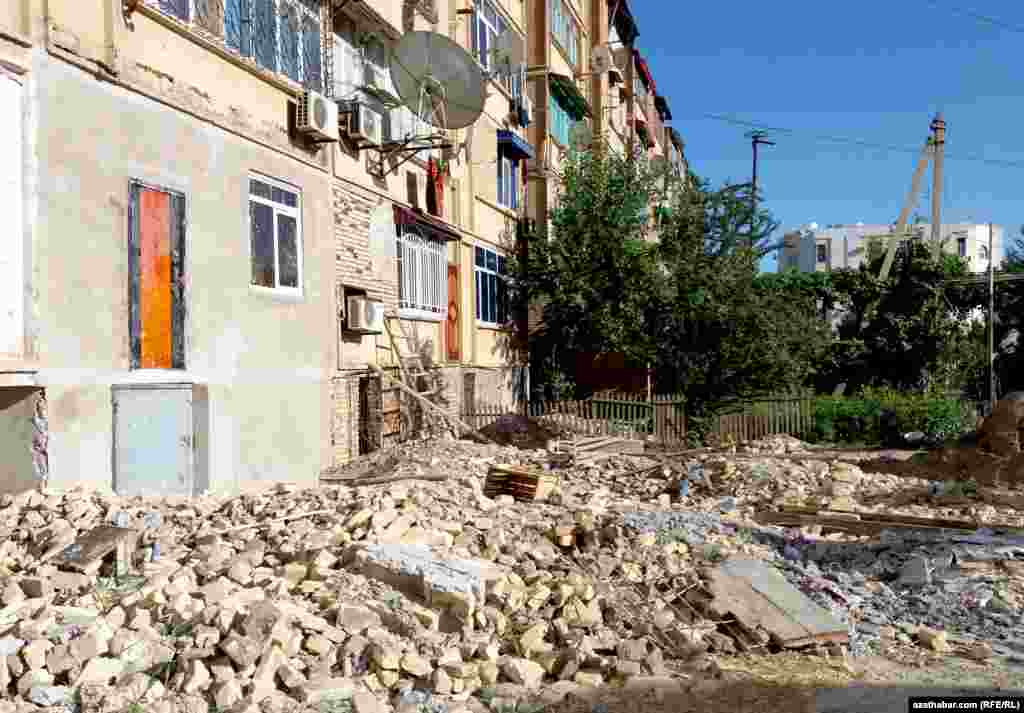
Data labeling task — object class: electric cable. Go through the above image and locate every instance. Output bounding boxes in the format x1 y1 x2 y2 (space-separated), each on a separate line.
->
685 113 1024 170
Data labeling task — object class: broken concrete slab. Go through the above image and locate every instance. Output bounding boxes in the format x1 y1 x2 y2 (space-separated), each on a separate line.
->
699 559 848 649
350 543 506 615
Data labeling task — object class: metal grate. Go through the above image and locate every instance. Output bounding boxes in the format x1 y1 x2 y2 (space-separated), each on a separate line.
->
157 0 330 94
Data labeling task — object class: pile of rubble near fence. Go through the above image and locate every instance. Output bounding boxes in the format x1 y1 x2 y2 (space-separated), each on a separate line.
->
0 432 1022 713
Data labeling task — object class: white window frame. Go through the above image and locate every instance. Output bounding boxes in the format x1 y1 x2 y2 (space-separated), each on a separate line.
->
149 0 324 91
475 245 507 327
472 0 522 97
397 224 447 321
551 0 579 67
0 72 24 356
248 173 304 295
496 153 518 211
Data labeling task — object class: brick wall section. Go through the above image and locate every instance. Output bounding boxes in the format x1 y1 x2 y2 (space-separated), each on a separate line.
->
332 179 399 310
330 375 360 467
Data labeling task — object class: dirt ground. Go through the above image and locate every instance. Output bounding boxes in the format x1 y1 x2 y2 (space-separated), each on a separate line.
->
540 652 1024 713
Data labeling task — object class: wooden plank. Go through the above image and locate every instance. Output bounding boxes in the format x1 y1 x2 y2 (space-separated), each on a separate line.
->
56 526 139 576
702 560 847 649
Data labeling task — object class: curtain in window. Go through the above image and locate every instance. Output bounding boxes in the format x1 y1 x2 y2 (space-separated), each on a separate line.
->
253 0 277 71
225 0 250 55
194 0 224 37
302 14 323 92
280 4 300 82
159 0 189 21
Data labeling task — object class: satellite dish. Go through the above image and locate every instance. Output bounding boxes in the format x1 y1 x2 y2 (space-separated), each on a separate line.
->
389 31 486 131
568 121 592 149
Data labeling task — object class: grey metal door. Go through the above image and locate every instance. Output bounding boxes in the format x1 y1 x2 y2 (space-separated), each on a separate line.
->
112 385 193 497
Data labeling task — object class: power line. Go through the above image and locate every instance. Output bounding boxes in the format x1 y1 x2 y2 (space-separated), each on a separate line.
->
687 112 1024 170
922 1 1024 34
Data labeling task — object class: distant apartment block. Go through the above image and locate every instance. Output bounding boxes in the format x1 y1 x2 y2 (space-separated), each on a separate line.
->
781 223 1005 274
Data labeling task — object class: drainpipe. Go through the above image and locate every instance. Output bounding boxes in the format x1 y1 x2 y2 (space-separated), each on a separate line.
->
102 0 123 75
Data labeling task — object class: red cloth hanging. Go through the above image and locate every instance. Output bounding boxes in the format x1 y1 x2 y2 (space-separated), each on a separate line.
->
426 157 445 218
434 158 445 218
426 158 438 217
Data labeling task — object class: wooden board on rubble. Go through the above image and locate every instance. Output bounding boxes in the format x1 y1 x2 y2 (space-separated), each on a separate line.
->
54 526 138 576
701 559 848 649
485 464 559 501
763 506 1001 534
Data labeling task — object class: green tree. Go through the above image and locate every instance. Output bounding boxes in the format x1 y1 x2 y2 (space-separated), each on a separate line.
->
819 240 984 394
650 173 831 422
513 145 832 420
511 145 663 401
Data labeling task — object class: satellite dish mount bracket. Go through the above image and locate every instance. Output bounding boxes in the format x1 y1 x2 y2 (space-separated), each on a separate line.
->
366 81 454 177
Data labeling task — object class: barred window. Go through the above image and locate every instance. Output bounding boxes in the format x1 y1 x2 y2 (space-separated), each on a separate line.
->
151 0 324 93
397 225 446 320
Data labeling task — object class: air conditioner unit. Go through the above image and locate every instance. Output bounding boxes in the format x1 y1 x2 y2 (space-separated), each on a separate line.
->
342 101 384 146
296 89 339 142
346 296 385 333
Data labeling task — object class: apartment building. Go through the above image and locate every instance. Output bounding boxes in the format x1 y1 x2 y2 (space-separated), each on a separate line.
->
0 0 685 495
781 222 1005 274
0 0 341 496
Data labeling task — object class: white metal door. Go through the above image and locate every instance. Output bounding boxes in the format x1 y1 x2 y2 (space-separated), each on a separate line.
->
112 385 194 497
0 73 24 356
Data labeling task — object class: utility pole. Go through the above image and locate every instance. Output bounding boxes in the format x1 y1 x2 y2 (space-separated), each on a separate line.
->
989 222 996 409
929 113 946 256
747 130 774 250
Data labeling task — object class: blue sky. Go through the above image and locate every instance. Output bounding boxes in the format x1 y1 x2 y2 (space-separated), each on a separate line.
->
629 1 1024 272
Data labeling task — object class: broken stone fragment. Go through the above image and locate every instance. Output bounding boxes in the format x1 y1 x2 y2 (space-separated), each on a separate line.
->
399 652 432 678
916 627 949 653
501 657 545 689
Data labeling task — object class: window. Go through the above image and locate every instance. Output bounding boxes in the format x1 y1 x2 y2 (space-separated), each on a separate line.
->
816 244 827 264
471 0 522 96
397 224 446 319
249 176 302 291
549 94 572 146
0 73 24 356
128 182 187 369
475 246 508 326
550 0 578 66
152 0 324 92
957 237 967 258
497 153 519 210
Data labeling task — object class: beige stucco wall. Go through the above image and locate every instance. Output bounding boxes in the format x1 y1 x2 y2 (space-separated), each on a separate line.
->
19 0 336 492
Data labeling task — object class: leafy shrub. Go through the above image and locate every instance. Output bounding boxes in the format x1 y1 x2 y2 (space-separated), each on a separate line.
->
811 387 972 445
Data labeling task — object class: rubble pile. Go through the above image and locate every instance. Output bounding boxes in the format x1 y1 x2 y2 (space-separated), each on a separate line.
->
0 433 1020 713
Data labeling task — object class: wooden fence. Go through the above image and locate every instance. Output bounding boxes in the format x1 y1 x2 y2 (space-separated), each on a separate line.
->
463 393 687 444
712 392 815 442
463 391 815 446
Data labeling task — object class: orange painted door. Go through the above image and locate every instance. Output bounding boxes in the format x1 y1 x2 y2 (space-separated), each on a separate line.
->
446 263 460 361
138 188 173 368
